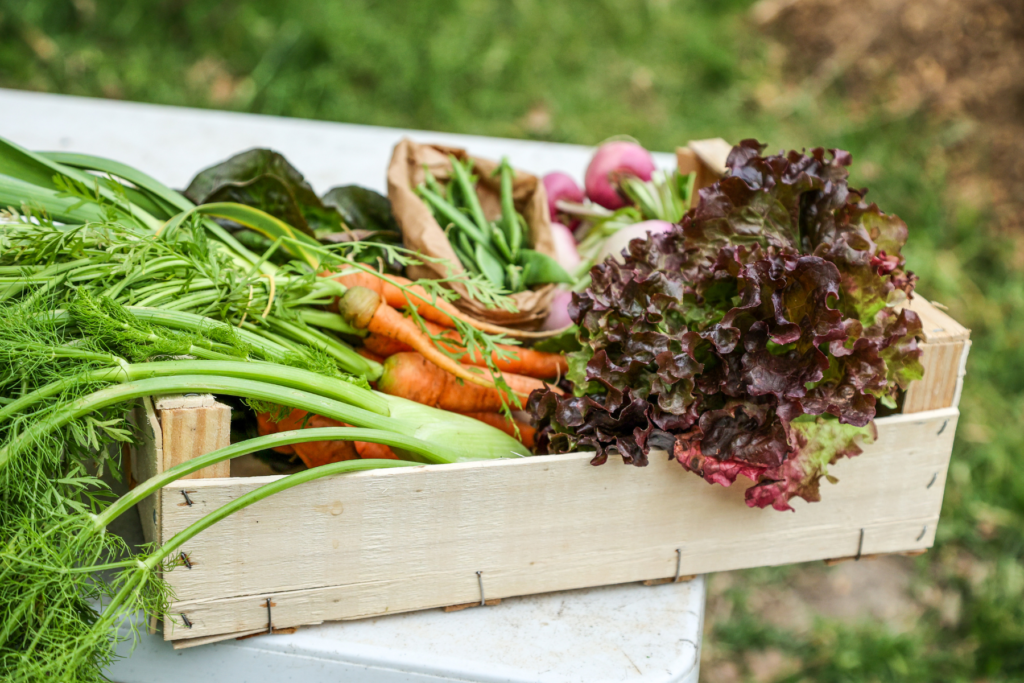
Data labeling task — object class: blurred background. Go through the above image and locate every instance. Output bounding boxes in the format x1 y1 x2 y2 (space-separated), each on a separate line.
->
2 0 1021 680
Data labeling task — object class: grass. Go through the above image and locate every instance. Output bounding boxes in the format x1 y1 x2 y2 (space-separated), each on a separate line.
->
2 1 1022 680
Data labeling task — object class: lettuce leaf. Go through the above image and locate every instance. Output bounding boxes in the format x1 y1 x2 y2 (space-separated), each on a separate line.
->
529 141 923 510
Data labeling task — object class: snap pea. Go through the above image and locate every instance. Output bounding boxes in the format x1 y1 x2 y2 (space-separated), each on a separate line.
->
416 184 488 244
496 158 520 259
474 242 507 289
423 166 447 200
491 224 514 262
449 155 491 244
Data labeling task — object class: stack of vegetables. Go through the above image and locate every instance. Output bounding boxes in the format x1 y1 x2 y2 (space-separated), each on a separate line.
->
0 132 927 682
0 137 547 682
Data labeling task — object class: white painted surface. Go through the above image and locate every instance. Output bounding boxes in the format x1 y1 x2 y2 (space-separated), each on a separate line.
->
108 579 704 683
2 89 703 682
0 89 676 194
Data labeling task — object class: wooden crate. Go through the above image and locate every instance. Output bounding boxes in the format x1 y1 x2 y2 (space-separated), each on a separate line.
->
129 297 969 647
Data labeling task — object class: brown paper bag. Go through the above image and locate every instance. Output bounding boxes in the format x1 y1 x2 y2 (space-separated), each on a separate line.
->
387 138 557 328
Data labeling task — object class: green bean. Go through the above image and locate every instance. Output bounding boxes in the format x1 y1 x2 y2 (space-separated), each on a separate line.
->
448 155 491 243
416 184 488 244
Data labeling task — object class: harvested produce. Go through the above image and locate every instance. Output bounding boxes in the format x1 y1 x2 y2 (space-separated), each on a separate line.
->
459 412 537 448
596 219 674 264
377 352 554 410
416 155 573 292
328 269 558 340
0 137 532 681
584 140 656 209
543 171 585 228
550 221 582 273
257 409 400 466
363 320 567 379
530 140 924 511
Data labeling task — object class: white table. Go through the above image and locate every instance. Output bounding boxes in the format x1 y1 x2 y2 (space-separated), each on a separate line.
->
0 88 704 683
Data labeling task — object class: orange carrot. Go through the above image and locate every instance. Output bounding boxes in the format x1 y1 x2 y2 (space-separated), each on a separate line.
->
364 319 567 379
458 411 536 448
377 352 554 411
355 346 386 364
257 409 397 467
326 269 560 339
363 333 408 358
339 287 497 391
353 440 399 459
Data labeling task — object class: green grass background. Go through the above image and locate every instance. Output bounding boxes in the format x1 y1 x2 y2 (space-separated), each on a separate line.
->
2 1 1022 680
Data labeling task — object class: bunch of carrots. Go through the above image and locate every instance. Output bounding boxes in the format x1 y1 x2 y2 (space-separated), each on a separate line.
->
258 269 568 468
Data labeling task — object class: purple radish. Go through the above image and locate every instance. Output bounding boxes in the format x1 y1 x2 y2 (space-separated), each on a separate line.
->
543 172 585 220
550 221 582 273
584 141 656 209
543 289 575 331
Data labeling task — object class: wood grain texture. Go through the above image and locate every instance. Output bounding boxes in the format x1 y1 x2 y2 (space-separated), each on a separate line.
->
128 397 162 546
905 296 971 343
156 396 231 480
904 340 971 413
158 407 957 642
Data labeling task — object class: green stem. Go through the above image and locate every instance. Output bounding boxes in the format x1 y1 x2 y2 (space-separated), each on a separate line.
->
95 427 446 528
143 458 416 570
0 359 388 426
267 316 380 379
125 307 296 363
299 309 365 337
0 375 399 470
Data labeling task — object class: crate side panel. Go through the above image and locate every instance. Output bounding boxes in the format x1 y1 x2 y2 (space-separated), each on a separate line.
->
160 408 956 639
904 341 967 413
129 397 162 546
159 401 231 480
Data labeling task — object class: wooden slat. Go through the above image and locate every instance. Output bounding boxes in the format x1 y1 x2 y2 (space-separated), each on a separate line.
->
905 296 971 344
904 340 971 413
901 297 971 413
128 397 163 547
676 137 732 209
155 395 232 480
159 407 957 642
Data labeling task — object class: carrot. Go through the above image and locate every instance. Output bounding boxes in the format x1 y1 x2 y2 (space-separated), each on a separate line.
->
364 319 567 379
355 346 386 364
339 286 497 391
458 411 536 448
363 333 408 358
257 409 398 467
353 440 399 459
377 352 554 411
327 269 560 339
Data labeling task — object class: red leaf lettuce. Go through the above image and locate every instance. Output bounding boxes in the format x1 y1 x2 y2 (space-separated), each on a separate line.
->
529 141 924 511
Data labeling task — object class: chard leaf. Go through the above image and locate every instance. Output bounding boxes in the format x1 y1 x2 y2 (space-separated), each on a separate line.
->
185 148 339 237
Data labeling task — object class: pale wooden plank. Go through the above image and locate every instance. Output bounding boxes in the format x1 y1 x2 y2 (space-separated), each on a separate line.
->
158 398 232 480
129 397 162 547
903 341 969 413
905 296 971 344
159 407 956 640
687 137 733 175
155 394 223 410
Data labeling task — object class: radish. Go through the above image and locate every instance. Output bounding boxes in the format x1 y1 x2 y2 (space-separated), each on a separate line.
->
543 172 585 221
543 289 575 330
585 141 656 210
550 221 581 273
596 220 674 264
